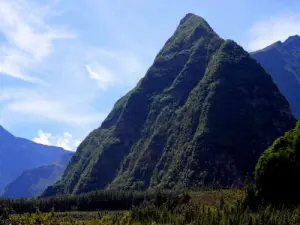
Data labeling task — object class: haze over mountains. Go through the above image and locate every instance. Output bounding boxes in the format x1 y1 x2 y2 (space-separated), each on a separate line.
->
252 35 300 120
0 125 71 196
43 14 296 196
2 152 73 198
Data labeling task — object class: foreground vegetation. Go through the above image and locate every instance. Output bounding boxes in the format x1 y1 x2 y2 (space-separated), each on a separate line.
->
2 117 300 223
3 192 300 224
0 189 300 224
1 121 299 224
5 208 300 225
0 189 179 213
255 121 300 205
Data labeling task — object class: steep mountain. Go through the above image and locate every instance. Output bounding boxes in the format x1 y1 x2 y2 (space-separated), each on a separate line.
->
252 35 300 119
2 152 73 198
255 122 300 204
43 13 296 196
0 126 68 194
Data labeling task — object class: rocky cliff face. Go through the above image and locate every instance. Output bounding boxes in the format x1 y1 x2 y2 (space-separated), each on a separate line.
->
43 14 296 196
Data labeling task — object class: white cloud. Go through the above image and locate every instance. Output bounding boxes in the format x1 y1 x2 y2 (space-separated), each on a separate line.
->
55 132 73 151
33 130 80 151
85 48 145 89
85 64 116 89
1 88 106 127
92 49 144 74
33 130 52 146
247 13 300 51
6 97 105 126
0 0 148 146
0 0 75 83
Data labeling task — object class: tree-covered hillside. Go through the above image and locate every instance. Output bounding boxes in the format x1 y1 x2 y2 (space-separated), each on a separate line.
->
255 122 300 204
43 13 296 196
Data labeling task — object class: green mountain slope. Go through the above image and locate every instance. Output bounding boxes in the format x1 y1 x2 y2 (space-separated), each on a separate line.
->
2 152 73 198
255 122 300 204
43 13 296 196
252 35 300 119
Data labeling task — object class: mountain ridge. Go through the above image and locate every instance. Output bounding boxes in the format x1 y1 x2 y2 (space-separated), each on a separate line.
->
0 126 69 194
252 35 300 119
2 151 73 198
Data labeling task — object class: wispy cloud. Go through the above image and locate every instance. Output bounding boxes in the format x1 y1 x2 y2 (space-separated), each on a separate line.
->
85 48 145 89
33 130 80 151
85 64 116 90
0 0 149 148
247 13 300 51
0 0 75 83
2 88 105 126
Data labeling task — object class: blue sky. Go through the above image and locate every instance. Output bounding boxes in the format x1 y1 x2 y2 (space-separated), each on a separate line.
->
1 0 300 151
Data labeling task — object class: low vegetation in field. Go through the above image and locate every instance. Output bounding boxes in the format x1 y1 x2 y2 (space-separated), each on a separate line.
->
5 202 300 225
2 189 300 225
190 189 244 207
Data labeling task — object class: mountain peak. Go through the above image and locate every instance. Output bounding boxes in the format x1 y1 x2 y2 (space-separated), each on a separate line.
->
284 35 300 45
180 13 204 24
177 13 215 35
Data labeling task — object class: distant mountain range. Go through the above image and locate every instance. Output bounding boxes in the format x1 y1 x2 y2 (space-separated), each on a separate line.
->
0 125 72 196
2 152 72 198
252 35 300 119
43 13 296 196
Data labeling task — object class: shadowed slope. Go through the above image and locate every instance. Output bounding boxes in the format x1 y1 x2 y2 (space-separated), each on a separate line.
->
252 35 300 119
0 126 68 194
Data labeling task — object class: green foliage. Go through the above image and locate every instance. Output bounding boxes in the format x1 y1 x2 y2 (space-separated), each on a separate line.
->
0 189 180 214
9 189 300 224
8 212 121 225
8 194 300 225
255 122 300 204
